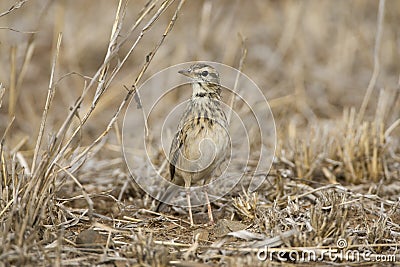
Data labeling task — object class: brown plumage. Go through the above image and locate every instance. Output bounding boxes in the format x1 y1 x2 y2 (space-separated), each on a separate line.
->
155 63 229 225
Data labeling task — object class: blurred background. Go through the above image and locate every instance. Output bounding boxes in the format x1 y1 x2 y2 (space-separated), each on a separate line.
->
1 0 399 139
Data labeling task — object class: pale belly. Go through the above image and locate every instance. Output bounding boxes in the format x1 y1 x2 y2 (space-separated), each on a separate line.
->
175 119 229 185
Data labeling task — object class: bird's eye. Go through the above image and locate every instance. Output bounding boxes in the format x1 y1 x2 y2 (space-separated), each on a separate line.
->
201 70 209 77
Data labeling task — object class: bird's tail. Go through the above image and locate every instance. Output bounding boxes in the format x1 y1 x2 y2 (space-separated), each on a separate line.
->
154 184 178 212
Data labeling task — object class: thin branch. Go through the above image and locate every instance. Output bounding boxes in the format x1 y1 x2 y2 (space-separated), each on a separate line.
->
45 1 169 173
69 88 135 168
0 83 5 108
0 0 29 18
227 35 247 124
92 0 126 105
31 33 62 175
55 163 94 221
45 0 185 178
0 27 37 34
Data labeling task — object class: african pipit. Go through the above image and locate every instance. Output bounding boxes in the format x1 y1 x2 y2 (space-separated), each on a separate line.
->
156 63 229 225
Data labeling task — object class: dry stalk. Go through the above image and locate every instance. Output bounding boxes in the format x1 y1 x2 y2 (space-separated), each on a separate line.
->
93 0 126 105
233 191 258 220
0 83 5 108
46 0 182 179
31 33 62 174
8 46 16 117
0 0 29 18
227 35 247 124
357 0 385 123
55 163 94 221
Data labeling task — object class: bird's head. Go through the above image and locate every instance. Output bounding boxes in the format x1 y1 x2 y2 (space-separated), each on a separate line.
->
178 63 221 97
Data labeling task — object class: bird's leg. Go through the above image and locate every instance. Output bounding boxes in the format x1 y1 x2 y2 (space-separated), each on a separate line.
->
203 186 214 225
185 180 194 226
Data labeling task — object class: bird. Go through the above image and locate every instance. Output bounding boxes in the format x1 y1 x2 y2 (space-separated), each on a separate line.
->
155 63 229 225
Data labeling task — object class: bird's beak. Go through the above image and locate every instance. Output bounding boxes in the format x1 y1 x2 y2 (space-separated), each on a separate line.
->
178 68 194 78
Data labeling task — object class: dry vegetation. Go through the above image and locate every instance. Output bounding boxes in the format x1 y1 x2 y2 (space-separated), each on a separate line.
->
1 0 400 266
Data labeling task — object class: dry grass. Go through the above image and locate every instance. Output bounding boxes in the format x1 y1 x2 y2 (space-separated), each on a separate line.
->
1 0 400 266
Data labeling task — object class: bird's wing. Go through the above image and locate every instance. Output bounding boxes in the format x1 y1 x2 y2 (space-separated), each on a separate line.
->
169 102 194 180
169 133 180 180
